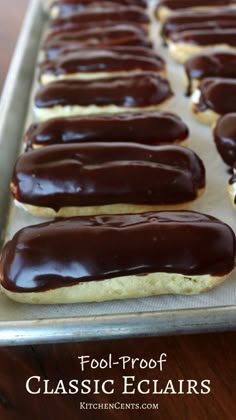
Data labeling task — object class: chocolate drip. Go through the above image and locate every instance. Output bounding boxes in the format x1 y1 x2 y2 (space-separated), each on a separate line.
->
196 78 236 114
49 6 150 31
40 49 165 78
0 211 235 293
25 112 188 149
11 144 205 210
214 113 236 166
35 73 173 109
185 52 236 95
171 28 236 46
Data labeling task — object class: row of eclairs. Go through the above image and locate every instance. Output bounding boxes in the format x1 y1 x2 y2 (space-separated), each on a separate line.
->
0 0 235 305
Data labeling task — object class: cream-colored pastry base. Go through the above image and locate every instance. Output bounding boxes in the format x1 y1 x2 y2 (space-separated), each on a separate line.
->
190 103 220 126
14 198 201 219
227 183 236 208
40 69 166 85
168 41 236 63
28 139 188 150
34 103 172 121
190 88 220 125
1 272 228 304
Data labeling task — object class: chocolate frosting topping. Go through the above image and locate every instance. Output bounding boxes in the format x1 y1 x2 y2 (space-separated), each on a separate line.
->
171 28 236 46
196 78 236 114
11 143 205 210
185 52 236 94
1 211 235 293
51 0 147 17
43 24 152 58
40 49 165 77
49 6 150 30
34 73 173 109
214 113 236 166
25 112 188 149
157 0 236 11
162 8 236 38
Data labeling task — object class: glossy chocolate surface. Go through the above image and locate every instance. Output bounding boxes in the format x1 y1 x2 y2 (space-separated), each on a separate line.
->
171 28 236 46
196 78 236 114
43 24 151 58
51 0 147 17
11 144 205 210
40 49 165 77
25 112 189 148
35 73 173 109
1 211 235 293
162 8 236 38
185 52 236 95
157 0 236 12
45 23 147 43
49 6 150 30
214 113 236 166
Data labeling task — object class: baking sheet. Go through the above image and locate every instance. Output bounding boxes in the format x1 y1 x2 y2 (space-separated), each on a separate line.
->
0 0 235 345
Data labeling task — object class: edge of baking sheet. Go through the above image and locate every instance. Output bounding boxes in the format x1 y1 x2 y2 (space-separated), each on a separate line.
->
0 0 235 346
0 0 44 246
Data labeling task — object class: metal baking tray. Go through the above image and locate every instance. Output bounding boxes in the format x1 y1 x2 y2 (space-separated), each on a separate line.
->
0 0 236 346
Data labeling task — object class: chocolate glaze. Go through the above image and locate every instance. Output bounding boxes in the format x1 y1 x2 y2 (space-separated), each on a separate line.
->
45 23 147 43
214 113 236 166
171 28 236 46
54 45 155 59
40 49 165 78
49 6 150 31
11 144 205 210
25 112 189 149
162 8 236 39
157 0 236 12
43 24 152 58
45 38 152 59
1 211 235 293
51 0 147 17
185 52 236 95
51 0 147 11
195 78 236 114
35 73 173 109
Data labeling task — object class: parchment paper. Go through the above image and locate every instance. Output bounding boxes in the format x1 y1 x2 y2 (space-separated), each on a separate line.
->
0 0 235 322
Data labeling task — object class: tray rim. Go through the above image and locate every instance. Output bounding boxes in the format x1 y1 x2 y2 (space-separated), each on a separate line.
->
0 0 235 346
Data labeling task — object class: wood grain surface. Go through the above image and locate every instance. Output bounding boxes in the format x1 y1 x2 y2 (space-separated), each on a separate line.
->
0 2 235 419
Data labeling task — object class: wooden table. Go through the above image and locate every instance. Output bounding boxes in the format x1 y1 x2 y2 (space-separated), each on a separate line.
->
0 2 235 419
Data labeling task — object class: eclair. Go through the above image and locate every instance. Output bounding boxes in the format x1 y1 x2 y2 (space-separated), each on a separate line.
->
11 143 205 218
168 28 236 63
1 211 235 304
39 49 166 84
156 0 236 22
50 0 147 18
162 8 236 41
48 6 150 31
34 73 173 121
43 24 152 59
184 52 236 95
214 113 236 166
25 112 189 150
191 78 236 125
